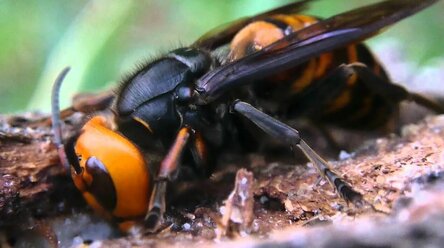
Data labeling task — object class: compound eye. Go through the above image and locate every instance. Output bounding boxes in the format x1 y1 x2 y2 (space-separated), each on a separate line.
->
84 157 117 211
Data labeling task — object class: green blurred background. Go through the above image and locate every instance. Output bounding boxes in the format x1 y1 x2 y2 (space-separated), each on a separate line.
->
1 0 443 113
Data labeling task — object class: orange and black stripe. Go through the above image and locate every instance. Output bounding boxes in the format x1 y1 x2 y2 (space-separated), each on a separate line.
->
230 14 393 129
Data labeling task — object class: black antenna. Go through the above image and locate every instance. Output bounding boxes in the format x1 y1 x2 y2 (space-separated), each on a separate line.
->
51 67 82 174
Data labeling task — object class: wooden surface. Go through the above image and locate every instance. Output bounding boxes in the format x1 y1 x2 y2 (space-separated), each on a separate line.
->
1 113 444 247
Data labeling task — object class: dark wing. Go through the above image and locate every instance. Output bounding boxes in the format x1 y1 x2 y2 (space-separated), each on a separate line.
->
195 0 438 104
193 0 315 50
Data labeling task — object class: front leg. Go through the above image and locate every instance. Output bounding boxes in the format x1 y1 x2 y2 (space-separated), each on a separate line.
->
232 100 365 206
144 127 191 232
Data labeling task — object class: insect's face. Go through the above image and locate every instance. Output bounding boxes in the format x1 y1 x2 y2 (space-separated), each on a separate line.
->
71 116 151 222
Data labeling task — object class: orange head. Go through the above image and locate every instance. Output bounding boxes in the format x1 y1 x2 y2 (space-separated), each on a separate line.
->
51 68 151 232
71 116 151 223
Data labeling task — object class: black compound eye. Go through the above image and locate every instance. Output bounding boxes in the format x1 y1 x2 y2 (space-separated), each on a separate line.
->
85 157 117 211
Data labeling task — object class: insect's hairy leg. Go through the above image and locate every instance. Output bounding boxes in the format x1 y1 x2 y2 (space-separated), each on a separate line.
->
144 127 191 232
232 100 366 207
349 63 444 114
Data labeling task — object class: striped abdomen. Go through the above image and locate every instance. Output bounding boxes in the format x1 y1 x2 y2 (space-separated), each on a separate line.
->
230 14 393 129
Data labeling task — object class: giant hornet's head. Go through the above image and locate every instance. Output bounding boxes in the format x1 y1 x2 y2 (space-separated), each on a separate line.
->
51 68 151 232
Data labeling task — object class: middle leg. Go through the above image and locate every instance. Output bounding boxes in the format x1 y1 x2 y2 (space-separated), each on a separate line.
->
232 100 366 207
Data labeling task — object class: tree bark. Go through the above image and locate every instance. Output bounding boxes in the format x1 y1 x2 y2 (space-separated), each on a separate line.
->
0 114 80 226
1 112 444 247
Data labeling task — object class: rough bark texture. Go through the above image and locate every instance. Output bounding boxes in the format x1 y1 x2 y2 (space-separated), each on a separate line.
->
0 115 83 229
1 113 444 247
0 116 60 223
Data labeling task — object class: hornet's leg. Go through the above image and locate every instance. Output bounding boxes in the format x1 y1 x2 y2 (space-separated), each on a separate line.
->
145 127 191 231
297 63 444 137
232 100 365 207
350 62 444 114
330 63 444 133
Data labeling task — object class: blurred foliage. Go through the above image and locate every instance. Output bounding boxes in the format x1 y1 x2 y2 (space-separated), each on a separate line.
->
0 0 443 113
